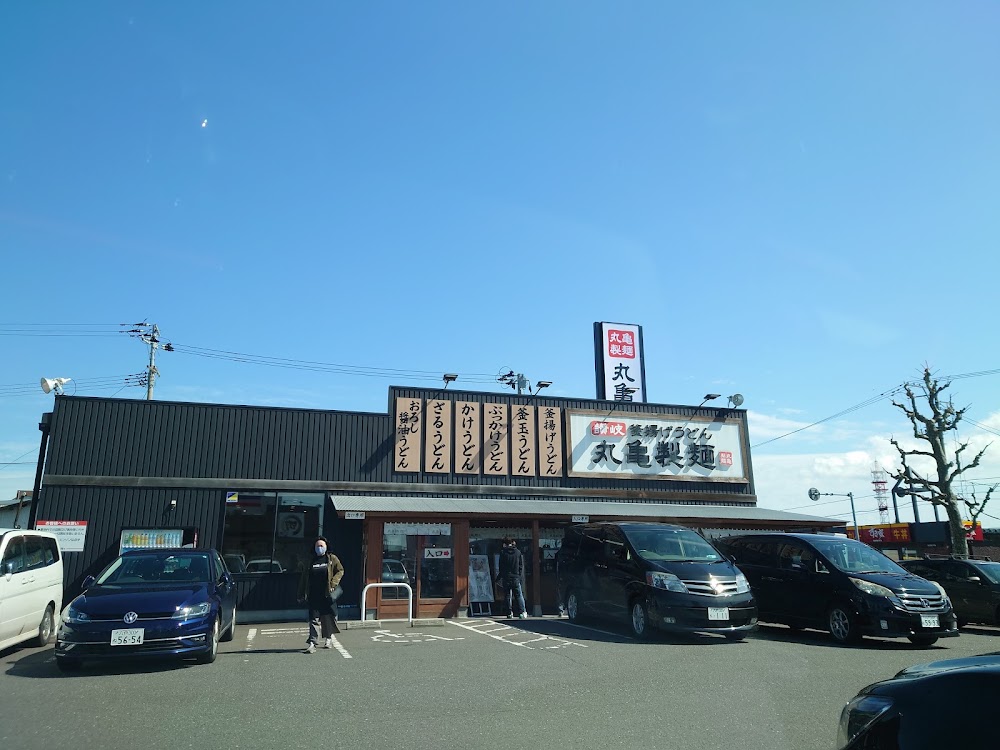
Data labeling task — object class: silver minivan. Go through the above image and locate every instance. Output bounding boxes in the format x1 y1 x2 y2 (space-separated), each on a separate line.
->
0 529 64 651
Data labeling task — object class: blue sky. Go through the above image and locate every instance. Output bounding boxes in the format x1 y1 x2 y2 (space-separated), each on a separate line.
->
3 3 999 526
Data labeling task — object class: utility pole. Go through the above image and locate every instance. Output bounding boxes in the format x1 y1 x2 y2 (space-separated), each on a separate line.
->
122 322 173 400
146 323 159 400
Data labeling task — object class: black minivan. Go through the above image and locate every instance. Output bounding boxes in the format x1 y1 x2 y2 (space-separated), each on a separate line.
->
556 522 757 640
715 533 959 646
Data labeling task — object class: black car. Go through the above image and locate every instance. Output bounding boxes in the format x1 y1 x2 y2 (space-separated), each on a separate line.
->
55 548 238 671
716 533 958 646
898 557 1000 628
556 522 757 640
837 654 1000 749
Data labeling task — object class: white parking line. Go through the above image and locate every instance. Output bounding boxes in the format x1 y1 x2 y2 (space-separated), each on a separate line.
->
245 627 257 651
329 635 352 659
449 619 586 649
371 629 465 644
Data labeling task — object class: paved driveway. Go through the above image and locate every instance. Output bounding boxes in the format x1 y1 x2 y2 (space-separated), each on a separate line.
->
2 617 997 750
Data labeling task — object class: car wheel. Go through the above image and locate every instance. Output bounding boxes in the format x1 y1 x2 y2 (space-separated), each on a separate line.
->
908 635 939 647
197 616 220 664
630 599 649 639
56 656 82 673
828 605 861 645
566 591 580 623
956 617 967 629
221 606 236 643
32 605 55 647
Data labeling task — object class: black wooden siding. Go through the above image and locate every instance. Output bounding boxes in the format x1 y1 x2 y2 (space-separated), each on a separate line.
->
43 389 754 499
38 485 223 601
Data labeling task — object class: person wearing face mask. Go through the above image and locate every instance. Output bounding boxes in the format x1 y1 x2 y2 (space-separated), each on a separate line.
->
297 536 345 654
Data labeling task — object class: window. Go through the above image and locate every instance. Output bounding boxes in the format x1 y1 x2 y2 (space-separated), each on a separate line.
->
384 522 454 600
778 544 815 572
24 535 49 570
222 492 325 574
734 539 778 567
2 535 25 574
97 552 212 585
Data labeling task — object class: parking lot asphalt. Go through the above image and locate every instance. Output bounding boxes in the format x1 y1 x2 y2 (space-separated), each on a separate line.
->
2 617 998 750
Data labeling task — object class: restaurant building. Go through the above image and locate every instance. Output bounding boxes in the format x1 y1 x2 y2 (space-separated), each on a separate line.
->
29 385 841 619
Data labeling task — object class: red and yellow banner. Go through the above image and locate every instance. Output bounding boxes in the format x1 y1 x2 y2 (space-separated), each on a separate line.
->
847 524 911 545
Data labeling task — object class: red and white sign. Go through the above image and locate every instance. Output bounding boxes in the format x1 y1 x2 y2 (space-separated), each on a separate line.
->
848 524 911 545
964 521 984 541
590 421 627 437
423 548 452 560
607 329 636 359
35 520 88 552
718 451 733 466
595 322 646 403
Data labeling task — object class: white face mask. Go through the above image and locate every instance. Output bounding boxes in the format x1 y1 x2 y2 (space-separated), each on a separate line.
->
315 546 327 556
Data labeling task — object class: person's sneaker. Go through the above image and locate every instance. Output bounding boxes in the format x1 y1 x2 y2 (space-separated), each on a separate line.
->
303 643 316 654
507 612 515 619
519 612 528 619
324 638 334 649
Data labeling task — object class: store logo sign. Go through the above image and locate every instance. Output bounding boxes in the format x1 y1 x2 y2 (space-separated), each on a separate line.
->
591 421 626 437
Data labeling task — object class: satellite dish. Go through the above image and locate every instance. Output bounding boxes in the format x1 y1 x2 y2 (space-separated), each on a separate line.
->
41 377 72 395
808 488 821 502
728 393 745 408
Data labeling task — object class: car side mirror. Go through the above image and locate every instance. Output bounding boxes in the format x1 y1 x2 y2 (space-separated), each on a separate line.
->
81 575 96 591
3 561 14 577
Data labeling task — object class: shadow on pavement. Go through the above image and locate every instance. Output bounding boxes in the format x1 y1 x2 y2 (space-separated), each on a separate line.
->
498 617 750 646
2 646 218 679
752 623 955 651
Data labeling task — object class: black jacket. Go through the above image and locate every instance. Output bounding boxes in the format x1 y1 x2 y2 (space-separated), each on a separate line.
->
497 546 524 584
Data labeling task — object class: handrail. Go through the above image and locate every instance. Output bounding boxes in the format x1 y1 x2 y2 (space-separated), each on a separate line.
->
360 582 413 626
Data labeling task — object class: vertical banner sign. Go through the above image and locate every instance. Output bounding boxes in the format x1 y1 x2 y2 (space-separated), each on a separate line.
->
512 405 536 476
394 397 423 472
424 399 453 474
538 406 564 477
594 322 647 403
455 401 481 474
484 403 510 476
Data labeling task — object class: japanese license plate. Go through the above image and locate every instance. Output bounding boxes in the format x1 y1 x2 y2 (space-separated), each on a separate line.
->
110 628 144 646
920 615 939 629
708 607 730 621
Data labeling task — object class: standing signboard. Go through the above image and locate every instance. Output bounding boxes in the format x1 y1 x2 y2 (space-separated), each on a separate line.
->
594 322 647 403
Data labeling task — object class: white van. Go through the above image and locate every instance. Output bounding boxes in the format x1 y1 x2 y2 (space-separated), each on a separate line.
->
0 529 63 651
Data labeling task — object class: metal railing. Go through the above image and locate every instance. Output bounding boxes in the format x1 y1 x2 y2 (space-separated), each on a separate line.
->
360 582 413 626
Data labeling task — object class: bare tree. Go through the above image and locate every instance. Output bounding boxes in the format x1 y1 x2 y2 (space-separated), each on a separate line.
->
889 367 996 558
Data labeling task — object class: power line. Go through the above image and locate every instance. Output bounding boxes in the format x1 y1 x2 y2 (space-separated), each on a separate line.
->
170 344 500 382
751 385 906 449
0 449 37 474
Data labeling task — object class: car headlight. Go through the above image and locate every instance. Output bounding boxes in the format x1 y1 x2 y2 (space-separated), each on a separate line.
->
735 573 751 594
172 602 212 619
849 577 902 606
837 694 894 749
645 572 689 593
63 605 90 624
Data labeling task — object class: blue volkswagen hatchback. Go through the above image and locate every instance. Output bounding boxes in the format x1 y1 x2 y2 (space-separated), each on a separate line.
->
55 548 237 672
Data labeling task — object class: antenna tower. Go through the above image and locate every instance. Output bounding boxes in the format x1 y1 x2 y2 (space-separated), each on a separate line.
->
872 464 890 524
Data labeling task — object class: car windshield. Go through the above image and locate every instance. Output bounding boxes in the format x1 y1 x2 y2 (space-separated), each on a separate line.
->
95 553 212 585
626 528 723 563
810 539 906 575
972 562 1000 584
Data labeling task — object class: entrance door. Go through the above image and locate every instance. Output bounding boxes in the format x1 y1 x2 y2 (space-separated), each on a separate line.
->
382 522 457 616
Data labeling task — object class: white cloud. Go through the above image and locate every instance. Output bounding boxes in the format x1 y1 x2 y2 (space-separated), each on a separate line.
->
752 411 1000 528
